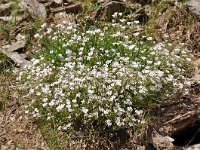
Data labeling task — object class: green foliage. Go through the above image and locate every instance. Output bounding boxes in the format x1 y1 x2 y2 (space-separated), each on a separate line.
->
18 14 193 133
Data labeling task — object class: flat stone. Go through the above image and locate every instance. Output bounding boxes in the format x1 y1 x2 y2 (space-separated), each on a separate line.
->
152 131 175 150
186 144 200 150
0 145 8 150
101 1 125 21
20 0 46 21
2 41 26 52
187 0 200 15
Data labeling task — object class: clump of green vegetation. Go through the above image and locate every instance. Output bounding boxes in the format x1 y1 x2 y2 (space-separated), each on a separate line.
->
18 12 193 128
144 0 200 51
0 0 21 41
0 51 14 111
0 52 13 73
16 12 194 149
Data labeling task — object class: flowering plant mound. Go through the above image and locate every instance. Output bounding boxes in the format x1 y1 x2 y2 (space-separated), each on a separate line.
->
17 15 193 130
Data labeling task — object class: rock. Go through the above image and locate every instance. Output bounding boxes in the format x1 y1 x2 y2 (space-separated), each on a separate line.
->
193 74 200 82
161 111 199 134
20 0 47 21
51 2 82 14
186 144 200 150
1 145 8 150
136 145 145 150
1 41 32 68
187 0 200 15
4 52 31 68
19 53 28 59
2 41 26 52
100 1 125 21
194 58 200 68
152 131 175 150
65 2 82 14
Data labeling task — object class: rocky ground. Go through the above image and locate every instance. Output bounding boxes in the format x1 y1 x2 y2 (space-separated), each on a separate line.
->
0 0 200 149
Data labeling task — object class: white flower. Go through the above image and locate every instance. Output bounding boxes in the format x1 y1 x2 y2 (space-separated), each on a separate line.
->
118 12 122 16
166 74 174 82
106 119 112 126
41 23 47 28
29 89 34 94
149 71 155 77
34 33 40 38
128 45 136 50
47 28 52 34
115 117 121 126
127 22 132 25
49 100 55 106
82 107 88 114
157 70 164 77
42 102 48 107
120 19 126 22
155 61 161 66
112 12 118 18
88 51 93 56
133 32 140 36
147 37 153 41
56 104 65 112
127 107 133 112
133 20 140 24
100 33 104 37
103 109 109 115
135 110 143 115
36 92 41 96
88 89 94 94
94 29 101 33
72 99 77 103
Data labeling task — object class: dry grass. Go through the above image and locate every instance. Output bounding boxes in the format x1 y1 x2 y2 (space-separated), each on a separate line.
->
144 1 200 52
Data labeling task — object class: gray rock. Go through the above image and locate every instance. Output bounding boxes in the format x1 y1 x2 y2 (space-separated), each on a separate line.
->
101 1 125 21
152 131 175 150
1 145 8 150
187 0 200 15
2 41 26 52
20 0 46 21
186 144 200 150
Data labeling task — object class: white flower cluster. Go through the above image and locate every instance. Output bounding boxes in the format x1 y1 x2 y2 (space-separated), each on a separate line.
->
17 18 193 130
